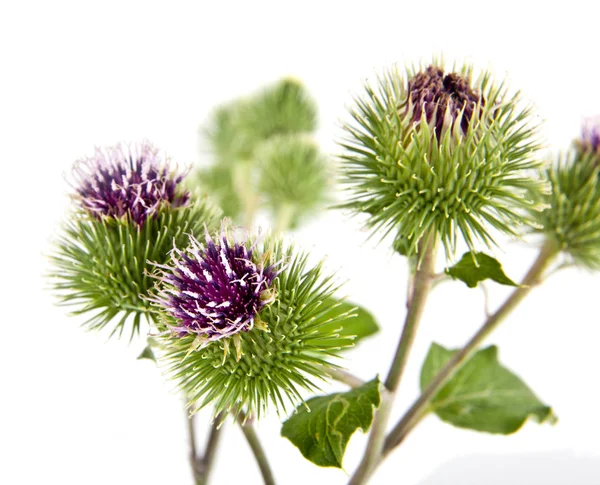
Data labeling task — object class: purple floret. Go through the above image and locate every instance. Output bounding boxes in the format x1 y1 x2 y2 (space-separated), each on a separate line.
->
407 65 483 137
154 232 279 344
581 118 600 153
72 141 189 226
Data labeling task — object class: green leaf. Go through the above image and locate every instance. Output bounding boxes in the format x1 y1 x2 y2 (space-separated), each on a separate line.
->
281 378 381 468
421 343 557 434
137 337 159 362
446 252 518 288
137 345 156 362
318 299 379 345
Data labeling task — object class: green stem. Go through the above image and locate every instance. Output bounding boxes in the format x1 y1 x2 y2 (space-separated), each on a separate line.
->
318 364 366 388
188 410 225 485
232 161 259 228
238 411 276 485
197 415 224 485
348 238 437 485
382 239 559 457
187 412 202 484
273 202 295 234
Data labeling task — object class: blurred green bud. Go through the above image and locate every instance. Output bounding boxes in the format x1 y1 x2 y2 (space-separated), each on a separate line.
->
239 77 318 143
257 134 329 230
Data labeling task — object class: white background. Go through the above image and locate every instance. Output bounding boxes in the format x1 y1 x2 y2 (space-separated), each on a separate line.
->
2 1 600 484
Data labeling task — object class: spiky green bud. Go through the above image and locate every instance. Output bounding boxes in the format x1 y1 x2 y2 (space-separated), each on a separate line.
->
151 231 354 417
257 134 329 229
51 202 221 339
339 60 546 256
534 149 600 269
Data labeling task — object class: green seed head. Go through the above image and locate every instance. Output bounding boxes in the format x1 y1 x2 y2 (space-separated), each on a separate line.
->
339 59 546 256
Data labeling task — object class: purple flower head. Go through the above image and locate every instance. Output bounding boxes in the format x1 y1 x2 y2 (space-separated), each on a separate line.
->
580 118 600 153
407 65 483 137
155 230 280 348
72 141 190 226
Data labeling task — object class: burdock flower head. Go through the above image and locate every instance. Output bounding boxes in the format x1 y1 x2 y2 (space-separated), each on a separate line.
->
72 141 189 226
406 65 482 136
50 141 220 339
534 119 600 269
151 227 355 418
339 58 546 256
577 118 600 155
153 229 279 359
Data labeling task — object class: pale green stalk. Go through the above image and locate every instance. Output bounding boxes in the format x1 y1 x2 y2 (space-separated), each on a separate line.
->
237 411 276 485
189 412 225 485
348 238 437 485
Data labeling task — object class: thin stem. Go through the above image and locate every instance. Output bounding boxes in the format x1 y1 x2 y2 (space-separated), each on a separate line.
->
237 411 276 485
232 161 259 229
385 239 436 390
186 410 203 484
243 195 260 229
383 239 559 456
187 409 225 485
196 414 225 485
273 202 296 234
348 237 437 485
319 364 366 388
480 282 492 318
188 411 198 463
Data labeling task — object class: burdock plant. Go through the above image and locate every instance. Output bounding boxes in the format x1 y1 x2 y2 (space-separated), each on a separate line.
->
328 60 572 485
47 59 600 485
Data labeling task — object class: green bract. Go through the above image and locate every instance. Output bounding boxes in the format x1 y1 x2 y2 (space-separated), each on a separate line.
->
534 150 600 268
257 135 329 229
339 60 546 256
153 239 355 418
50 199 221 339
